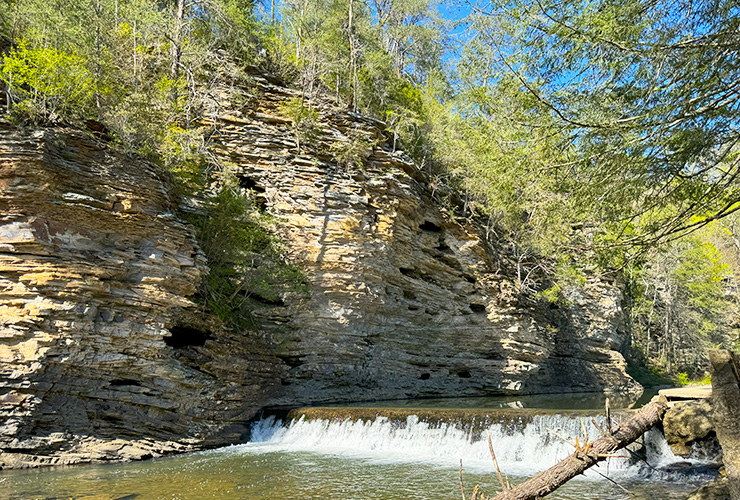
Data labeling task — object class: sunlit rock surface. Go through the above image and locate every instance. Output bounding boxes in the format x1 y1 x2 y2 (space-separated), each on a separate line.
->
0 122 283 468
663 399 718 458
0 72 638 468
203 73 640 406
709 350 740 499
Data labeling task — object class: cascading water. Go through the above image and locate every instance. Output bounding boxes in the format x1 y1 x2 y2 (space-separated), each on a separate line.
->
0 404 722 500
239 411 716 482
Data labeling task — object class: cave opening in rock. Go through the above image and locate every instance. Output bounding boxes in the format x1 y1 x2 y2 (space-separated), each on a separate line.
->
419 220 442 232
238 176 266 193
237 176 268 211
278 355 304 370
469 303 486 313
165 325 212 349
109 379 142 387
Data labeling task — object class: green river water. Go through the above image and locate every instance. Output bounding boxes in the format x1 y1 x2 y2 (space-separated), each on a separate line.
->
0 393 712 500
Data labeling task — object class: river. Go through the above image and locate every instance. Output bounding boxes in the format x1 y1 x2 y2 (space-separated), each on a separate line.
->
0 393 716 500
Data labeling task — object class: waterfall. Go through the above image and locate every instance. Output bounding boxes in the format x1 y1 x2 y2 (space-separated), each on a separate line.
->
231 411 717 482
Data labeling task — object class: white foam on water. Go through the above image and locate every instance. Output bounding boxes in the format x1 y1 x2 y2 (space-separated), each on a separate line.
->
227 412 712 482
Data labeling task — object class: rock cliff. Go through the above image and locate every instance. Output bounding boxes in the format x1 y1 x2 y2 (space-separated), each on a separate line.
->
0 73 639 468
0 122 284 468
204 73 640 405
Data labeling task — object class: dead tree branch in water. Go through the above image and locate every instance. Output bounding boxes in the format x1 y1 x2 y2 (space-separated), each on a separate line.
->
487 401 668 500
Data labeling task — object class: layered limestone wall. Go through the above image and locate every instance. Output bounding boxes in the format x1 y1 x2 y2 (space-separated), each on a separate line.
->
204 73 640 406
0 122 283 468
0 73 639 468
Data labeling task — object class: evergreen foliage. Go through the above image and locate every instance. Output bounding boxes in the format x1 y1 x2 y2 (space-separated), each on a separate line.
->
628 234 732 376
190 179 306 328
460 0 740 251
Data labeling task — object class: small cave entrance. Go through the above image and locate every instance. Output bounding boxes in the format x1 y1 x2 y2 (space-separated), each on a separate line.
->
165 325 212 349
469 303 487 314
238 176 266 193
419 220 443 232
109 378 142 387
250 293 286 307
279 355 304 368
238 175 268 211
436 242 453 254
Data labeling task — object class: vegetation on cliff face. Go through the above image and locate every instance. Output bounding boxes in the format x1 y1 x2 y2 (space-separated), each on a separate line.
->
190 177 306 327
0 0 304 328
1 0 738 375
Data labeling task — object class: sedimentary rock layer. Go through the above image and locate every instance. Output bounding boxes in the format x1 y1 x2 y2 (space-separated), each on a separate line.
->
0 122 282 468
0 72 639 468
205 73 640 406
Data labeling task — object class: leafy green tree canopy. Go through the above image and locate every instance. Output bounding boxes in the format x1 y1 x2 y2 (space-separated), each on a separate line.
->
459 0 740 252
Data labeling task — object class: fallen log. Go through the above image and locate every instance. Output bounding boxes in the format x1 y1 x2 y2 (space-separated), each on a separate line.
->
490 401 668 500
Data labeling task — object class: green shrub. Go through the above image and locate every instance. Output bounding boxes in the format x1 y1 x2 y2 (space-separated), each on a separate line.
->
0 40 96 123
329 131 375 169
159 125 209 195
537 257 586 306
696 373 712 385
674 372 689 386
190 179 306 328
279 96 319 151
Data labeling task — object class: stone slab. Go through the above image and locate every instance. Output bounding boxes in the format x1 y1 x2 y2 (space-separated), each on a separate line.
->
659 386 713 400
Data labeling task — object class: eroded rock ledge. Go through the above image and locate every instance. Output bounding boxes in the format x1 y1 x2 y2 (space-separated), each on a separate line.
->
0 73 639 468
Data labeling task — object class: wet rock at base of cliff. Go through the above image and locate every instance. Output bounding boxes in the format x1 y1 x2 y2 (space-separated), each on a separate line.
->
685 476 731 500
664 399 717 457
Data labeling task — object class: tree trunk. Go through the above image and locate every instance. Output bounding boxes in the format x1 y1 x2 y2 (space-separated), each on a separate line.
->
348 0 358 111
171 0 185 79
490 401 668 500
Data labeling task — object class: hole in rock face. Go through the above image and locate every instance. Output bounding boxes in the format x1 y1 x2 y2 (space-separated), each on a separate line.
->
469 303 487 313
436 242 453 253
238 176 266 193
165 325 212 349
419 220 443 232
109 379 142 387
457 370 472 379
250 293 286 307
279 355 303 368
237 176 268 211
419 373 431 380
